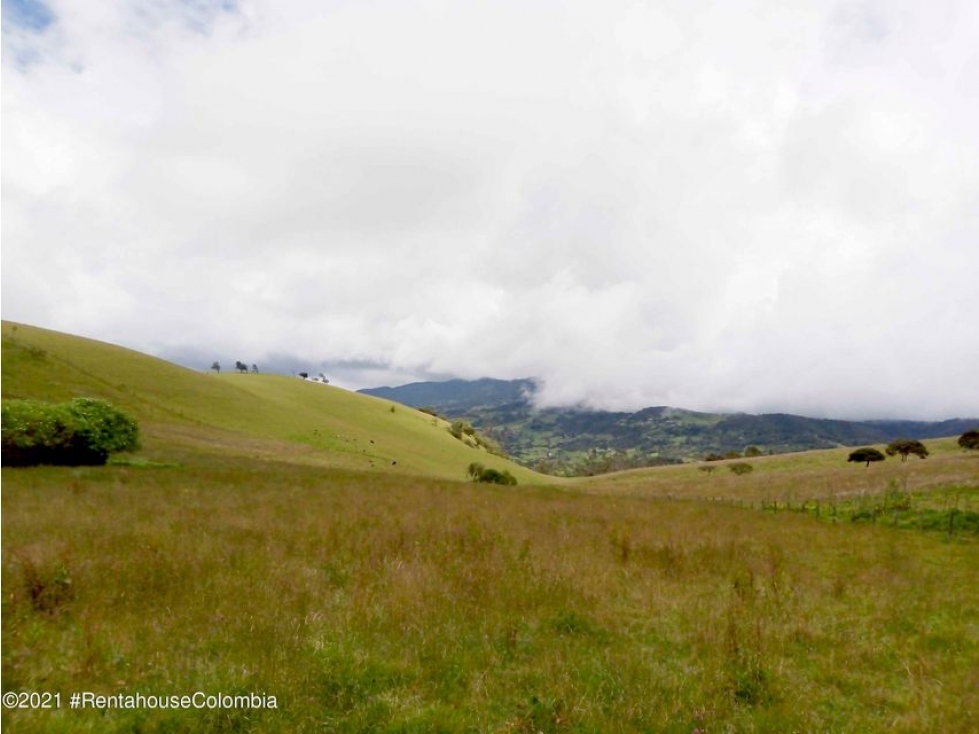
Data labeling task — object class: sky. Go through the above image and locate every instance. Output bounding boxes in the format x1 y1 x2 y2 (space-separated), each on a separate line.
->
2 0 978 420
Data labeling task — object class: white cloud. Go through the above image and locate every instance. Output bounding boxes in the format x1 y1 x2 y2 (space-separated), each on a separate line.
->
3 0 978 419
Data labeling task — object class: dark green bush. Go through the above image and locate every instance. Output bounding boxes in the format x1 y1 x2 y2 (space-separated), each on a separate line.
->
476 468 517 486
958 429 979 451
1 398 140 467
466 462 517 485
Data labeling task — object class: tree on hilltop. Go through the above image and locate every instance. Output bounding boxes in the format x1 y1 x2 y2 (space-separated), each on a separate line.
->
211 361 220 373
885 439 929 462
848 447 885 467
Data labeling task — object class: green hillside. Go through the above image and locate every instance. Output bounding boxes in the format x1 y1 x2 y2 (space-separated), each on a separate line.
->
1 321 544 483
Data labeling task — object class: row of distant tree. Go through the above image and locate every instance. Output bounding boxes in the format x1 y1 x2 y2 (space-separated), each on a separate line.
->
209 361 258 373
698 432 979 469
848 431 979 466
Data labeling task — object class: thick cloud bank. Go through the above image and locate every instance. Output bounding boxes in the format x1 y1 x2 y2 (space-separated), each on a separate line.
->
3 0 978 419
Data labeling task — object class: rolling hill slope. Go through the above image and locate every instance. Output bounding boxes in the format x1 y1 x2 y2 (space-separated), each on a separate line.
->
1 321 544 483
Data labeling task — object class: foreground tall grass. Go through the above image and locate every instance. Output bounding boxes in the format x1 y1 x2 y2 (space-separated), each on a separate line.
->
3 455 978 733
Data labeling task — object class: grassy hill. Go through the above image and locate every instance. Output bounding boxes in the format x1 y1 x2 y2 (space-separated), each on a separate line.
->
1 321 543 483
3 321 978 733
573 433 972 492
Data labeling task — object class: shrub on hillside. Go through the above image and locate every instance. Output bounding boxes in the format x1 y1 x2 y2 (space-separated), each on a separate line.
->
466 462 517 485
449 420 506 456
479 468 517 485
473 433 506 456
1 398 140 467
449 420 476 440
959 429 979 451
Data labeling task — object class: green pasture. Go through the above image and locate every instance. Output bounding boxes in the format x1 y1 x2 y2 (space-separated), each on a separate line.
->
3 457 978 733
2 321 978 732
579 437 978 503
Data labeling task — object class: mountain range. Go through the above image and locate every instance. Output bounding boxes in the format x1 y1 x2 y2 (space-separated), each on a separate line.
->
360 378 978 475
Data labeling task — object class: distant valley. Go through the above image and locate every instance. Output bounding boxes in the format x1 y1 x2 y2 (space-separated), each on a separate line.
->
361 378 978 475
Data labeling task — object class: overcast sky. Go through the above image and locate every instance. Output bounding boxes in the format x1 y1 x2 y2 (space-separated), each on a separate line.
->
3 0 978 419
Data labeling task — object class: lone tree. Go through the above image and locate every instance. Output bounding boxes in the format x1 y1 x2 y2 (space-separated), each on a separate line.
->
958 429 979 451
848 447 886 467
235 361 248 373
210 361 221 373
885 439 929 462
